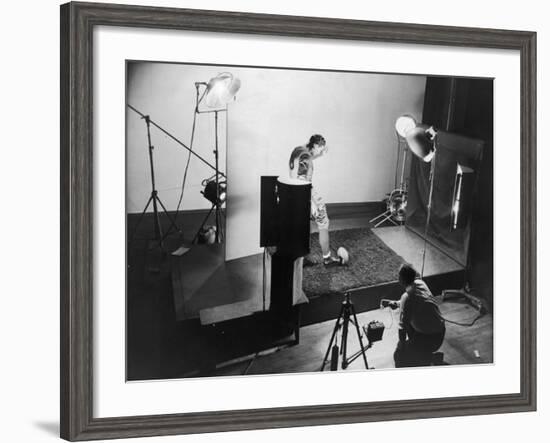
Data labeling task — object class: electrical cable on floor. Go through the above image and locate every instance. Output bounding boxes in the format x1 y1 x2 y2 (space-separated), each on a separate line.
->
441 312 484 327
437 297 486 327
380 296 485 330
379 306 395 329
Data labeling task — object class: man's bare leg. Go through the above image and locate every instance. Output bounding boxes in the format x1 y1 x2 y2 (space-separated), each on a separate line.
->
319 228 331 258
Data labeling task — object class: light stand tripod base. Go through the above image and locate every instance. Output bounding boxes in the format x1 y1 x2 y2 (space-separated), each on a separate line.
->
129 191 182 253
369 209 399 228
127 111 182 254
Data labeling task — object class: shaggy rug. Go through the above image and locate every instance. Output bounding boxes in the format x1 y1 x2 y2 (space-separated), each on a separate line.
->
303 227 405 298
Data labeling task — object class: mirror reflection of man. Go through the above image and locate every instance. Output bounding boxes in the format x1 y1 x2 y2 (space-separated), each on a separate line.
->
288 134 342 266
388 263 446 367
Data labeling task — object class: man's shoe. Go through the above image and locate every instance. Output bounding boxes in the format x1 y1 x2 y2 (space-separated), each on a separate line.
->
323 255 342 267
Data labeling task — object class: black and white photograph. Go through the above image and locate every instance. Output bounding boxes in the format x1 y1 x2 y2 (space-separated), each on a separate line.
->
1 0 544 441
126 61 494 380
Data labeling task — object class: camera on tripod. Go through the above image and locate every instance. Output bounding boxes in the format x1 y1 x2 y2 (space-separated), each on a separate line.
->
321 292 386 371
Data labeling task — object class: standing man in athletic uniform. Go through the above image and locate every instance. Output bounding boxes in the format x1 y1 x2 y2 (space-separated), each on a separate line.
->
288 134 342 266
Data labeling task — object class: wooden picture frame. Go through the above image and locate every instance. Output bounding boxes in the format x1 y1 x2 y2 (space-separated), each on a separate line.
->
60 1 536 440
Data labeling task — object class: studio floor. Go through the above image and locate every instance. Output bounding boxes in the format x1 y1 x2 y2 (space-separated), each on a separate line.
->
126 203 493 381
213 295 493 377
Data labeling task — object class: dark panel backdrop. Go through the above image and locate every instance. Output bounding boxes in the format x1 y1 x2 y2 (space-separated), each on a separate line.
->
406 131 484 266
408 76 493 303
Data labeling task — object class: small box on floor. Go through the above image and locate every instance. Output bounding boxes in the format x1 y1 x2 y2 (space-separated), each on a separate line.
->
365 320 385 343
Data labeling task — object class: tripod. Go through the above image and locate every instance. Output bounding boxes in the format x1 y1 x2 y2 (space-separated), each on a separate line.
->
129 115 182 252
321 292 371 371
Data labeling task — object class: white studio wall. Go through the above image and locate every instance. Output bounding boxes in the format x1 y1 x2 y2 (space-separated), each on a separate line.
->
127 62 228 214
226 67 426 260
126 62 426 260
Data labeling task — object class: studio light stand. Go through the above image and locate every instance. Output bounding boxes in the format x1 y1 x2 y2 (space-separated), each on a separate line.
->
321 292 371 371
128 113 182 252
420 148 437 278
369 135 408 228
190 73 240 244
191 104 225 244
370 115 416 228
397 121 438 279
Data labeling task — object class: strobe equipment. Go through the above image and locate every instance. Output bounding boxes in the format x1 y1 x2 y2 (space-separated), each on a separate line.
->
370 115 417 228
202 178 227 205
387 189 407 223
192 175 228 244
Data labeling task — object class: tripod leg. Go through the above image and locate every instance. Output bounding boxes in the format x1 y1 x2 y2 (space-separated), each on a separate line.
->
351 304 370 369
192 205 215 244
215 204 222 243
151 193 164 250
369 213 383 223
156 195 182 240
129 195 154 245
218 208 226 242
321 305 344 371
330 341 339 371
341 308 350 369
374 212 398 228
214 205 221 242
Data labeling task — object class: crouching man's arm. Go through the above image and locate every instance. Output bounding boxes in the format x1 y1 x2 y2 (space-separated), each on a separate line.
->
398 292 410 342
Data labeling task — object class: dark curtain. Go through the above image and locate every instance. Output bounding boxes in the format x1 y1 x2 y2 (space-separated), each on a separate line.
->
406 130 484 266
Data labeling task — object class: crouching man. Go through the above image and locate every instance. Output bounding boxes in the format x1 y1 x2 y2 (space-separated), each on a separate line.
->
391 263 446 367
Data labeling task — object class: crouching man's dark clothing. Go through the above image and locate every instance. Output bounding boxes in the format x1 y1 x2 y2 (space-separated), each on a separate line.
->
394 279 445 367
